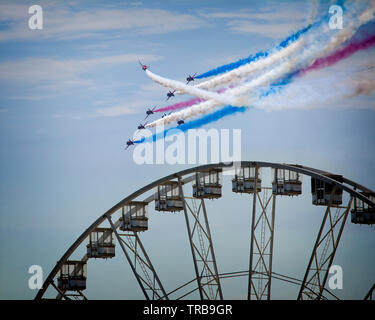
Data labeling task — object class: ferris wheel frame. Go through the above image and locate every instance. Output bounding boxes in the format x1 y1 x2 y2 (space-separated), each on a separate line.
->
34 161 375 300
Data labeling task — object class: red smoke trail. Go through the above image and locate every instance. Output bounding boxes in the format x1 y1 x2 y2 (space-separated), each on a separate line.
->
154 87 230 113
154 97 204 113
301 34 375 75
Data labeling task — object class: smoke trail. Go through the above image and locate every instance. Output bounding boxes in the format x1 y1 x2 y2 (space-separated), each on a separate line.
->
189 1 373 92
155 87 228 113
144 2 375 129
135 105 248 144
315 3 375 57
259 32 375 98
188 2 324 92
299 34 375 75
194 23 314 79
145 69 234 105
148 29 375 128
235 7 375 105
154 97 203 113
146 61 293 128
140 73 375 144
147 25 374 127
254 74 375 112
147 100 220 128
192 0 373 82
141 35 375 141
189 38 304 91
147 3 375 110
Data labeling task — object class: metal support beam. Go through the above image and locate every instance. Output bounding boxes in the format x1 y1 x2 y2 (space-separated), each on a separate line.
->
182 197 223 300
268 194 276 300
108 214 168 300
120 232 169 300
50 281 71 300
200 199 223 300
77 290 88 300
364 283 375 300
178 176 204 300
247 166 258 300
248 179 277 300
178 175 223 300
107 215 150 300
298 187 353 300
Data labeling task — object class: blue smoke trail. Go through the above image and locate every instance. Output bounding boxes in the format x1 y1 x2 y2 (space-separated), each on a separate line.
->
195 23 314 79
257 70 299 98
134 105 248 144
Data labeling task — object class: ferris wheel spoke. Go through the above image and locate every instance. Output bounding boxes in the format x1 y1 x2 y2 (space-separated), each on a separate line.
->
178 174 224 300
298 187 353 300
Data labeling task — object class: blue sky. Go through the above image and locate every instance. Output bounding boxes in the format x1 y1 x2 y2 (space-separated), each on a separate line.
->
0 0 374 299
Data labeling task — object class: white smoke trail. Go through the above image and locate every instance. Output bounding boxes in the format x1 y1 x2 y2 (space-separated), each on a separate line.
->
191 1 375 93
179 0 318 93
189 39 303 91
148 2 374 99
254 72 375 112
301 1 375 64
222 61 294 106
145 100 221 127
215 2 375 106
146 62 293 127
145 2 375 127
145 69 234 105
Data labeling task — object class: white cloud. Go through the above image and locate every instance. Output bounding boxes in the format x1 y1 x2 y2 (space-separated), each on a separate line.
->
0 54 160 90
139 82 163 93
8 94 54 101
94 99 152 117
94 104 138 117
49 99 148 119
200 3 310 39
0 3 31 20
0 3 205 41
202 9 307 22
201 12 255 19
92 79 170 118
227 20 301 38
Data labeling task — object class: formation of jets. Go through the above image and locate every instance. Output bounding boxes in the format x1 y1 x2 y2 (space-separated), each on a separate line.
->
125 61 195 150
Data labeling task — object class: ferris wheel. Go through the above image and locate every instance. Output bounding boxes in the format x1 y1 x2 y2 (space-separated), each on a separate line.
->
34 161 375 300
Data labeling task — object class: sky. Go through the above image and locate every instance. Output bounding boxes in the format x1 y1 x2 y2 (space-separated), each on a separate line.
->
0 0 374 300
